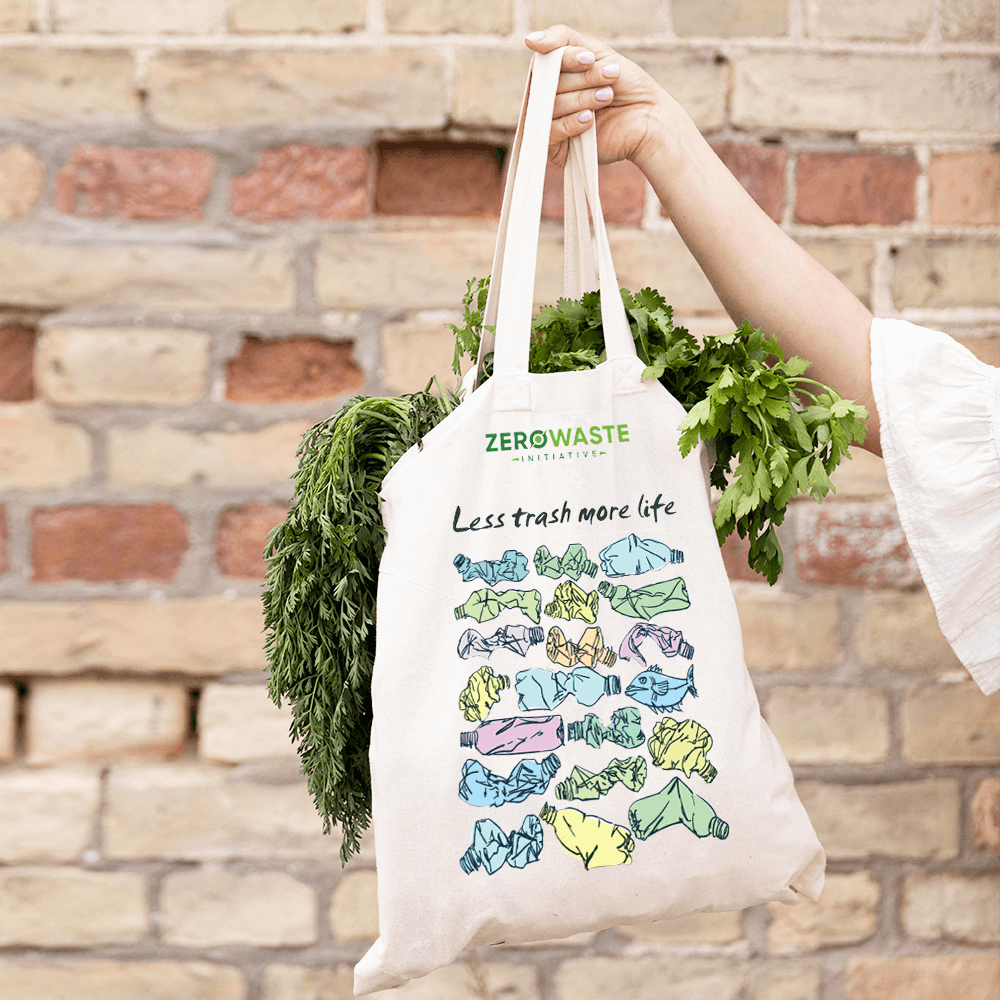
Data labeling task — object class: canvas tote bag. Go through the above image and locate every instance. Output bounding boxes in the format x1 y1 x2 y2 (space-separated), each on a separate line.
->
354 48 825 996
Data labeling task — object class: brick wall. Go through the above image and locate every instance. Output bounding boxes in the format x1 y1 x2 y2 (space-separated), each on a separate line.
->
1 1 998 998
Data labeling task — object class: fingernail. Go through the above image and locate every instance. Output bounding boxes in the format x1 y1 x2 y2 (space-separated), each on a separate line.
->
602 63 620 78
595 87 613 102
578 51 595 65
526 31 545 41
578 110 593 123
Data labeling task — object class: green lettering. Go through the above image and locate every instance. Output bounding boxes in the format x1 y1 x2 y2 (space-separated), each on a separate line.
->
573 427 588 445
550 428 571 447
590 425 602 444
485 433 498 452
513 431 528 451
500 432 512 451
617 424 629 443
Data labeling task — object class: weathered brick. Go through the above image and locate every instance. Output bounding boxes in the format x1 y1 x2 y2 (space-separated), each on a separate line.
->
929 151 1000 226
329 869 378 941
556 957 745 1000
389 0 511 33
829 447 890 498
0 143 43 219
941 0 1000 42
902 684 1000 764
0 0 32 31
624 50 729 133
0 239 295 312
0 50 138 122
376 143 502 217
616 910 742 944
795 500 920 588
56 145 213 221
32 503 189 583
765 687 890 764
531 0 661 36
732 53 999 133
806 0 931 41
735 591 843 670
673 0 787 36
103 763 361 860
0 403 91 490
540 159 646 226
0 960 246 1000
452 48 536 128
720 531 767 583
0 325 34 401
711 144 787 223
893 240 1000 309
972 778 1000 854
54 0 219 32
903 873 1000 944
232 145 371 222
263 965 354 1000
228 0 366 32
0 867 147 946
768 871 880 952
225 336 364 403
0 681 15 761
797 780 960 860
36 326 209 406
856 592 965 675
799 241 875 306
107 421 310 488
795 154 919 226
846 956 1000 1000
0 598 266 676
316 227 563 310
0 767 100 862
380 315 465 396
216 503 288 579
147 50 447 130
26 679 189 765
750 964 821 1000
199 683 295 762
162 869 316 947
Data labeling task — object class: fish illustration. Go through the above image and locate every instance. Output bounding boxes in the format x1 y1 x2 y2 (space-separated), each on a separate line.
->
624 663 697 714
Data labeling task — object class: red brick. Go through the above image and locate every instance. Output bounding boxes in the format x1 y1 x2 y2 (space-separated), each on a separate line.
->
717 143 787 222
216 503 288 579
231 145 371 222
795 153 919 225
32 504 188 583
225 336 364 404
55 145 214 221
375 143 502 216
0 326 33 401
796 501 921 588
972 778 1000 854
0 506 7 576
929 150 1000 226
720 529 768 582
846 956 1000 1000
542 159 646 226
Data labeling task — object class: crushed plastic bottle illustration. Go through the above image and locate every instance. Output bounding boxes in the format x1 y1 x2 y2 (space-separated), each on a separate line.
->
546 625 616 669
628 777 729 841
555 756 647 802
648 717 716 781
458 665 510 723
458 624 545 659
533 543 598 581
459 815 544 874
460 715 564 754
455 588 543 624
545 580 600 623
458 754 561 807
515 666 621 711
599 534 684 577
625 664 697 714
598 578 690 619
539 803 634 869
454 549 529 586
567 707 645 749
618 622 694 668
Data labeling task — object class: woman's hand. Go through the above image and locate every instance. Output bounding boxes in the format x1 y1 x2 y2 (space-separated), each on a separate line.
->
524 24 675 170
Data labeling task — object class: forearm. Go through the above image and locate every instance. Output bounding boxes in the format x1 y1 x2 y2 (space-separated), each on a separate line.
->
634 99 881 455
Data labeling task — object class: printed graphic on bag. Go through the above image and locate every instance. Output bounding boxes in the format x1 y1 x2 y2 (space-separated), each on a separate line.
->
647 718 717 782
546 625 616 668
625 664 698 714
515 666 621 711
454 549 529 585
566 707 645 749
458 755 561 807
534 543 598 580
597 578 691 619
454 587 543 624
460 815 545 874
457 624 545 659
460 715 565 754
628 778 729 841
599 534 684 577
539 802 634 869
555 757 647 802
545 580 600 622
458 665 510 722
618 622 694 666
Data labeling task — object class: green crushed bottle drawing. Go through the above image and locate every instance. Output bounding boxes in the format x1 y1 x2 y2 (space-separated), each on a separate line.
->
533 543 598 580
454 588 542 624
555 757 647 802
597 578 690 619
629 778 729 841
567 707 645 749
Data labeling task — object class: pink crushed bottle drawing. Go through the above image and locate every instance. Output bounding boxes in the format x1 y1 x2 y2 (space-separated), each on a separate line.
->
460 715 565 754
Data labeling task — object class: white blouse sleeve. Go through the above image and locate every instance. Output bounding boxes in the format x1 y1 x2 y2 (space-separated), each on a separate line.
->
870 317 1000 695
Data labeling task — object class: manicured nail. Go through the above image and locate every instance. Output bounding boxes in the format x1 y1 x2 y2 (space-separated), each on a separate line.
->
526 31 545 41
578 110 593 123
595 87 613 102
577 51 595 65
602 63 620 78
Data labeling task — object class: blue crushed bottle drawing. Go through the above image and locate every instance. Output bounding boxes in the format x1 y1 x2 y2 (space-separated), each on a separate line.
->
457 624 545 659
458 754 561 807
599 534 683 577
625 664 697 714
515 666 621 711
454 549 529 586
459 815 544 874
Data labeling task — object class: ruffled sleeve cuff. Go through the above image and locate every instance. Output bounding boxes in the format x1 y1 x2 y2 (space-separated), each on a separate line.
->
870 317 1000 695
